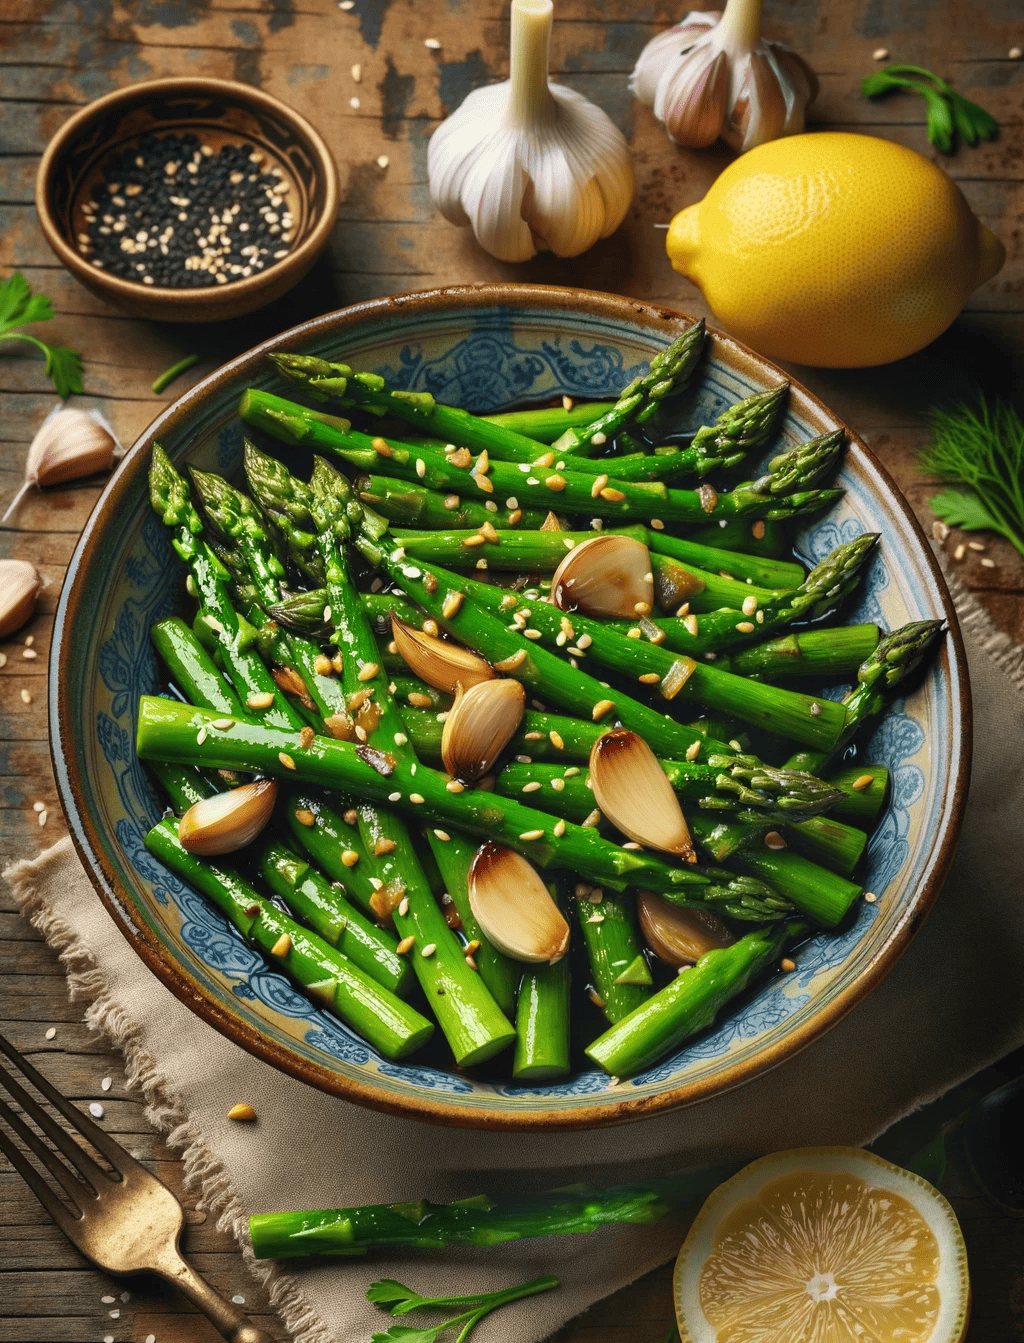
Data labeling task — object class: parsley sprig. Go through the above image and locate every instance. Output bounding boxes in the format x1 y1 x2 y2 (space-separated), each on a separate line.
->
367 1274 558 1343
0 271 83 398
920 398 1024 558
861 65 997 153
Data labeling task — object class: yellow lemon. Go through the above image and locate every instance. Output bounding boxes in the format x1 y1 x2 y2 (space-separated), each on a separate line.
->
666 132 1005 367
674 1147 970 1343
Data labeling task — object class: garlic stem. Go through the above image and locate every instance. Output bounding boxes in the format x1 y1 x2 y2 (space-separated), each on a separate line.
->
718 0 762 57
508 0 554 126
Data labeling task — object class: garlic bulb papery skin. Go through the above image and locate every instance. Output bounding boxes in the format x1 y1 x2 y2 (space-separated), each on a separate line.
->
630 0 818 154
428 0 634 263
2 405 122 525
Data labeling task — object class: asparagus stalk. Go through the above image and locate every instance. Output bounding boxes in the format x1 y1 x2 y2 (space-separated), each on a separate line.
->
136 697 792 918
248 1169 734 1259
243 388 843 526
411 562 847 751
306 454 518 1067
283 791 383 917
586 921 807 1077
482 400 616 440
682 518 791 561
781 814 868 876
357 472 546 531
426 829 520 1021
148 445 306 733
636 525 806 590
514 884 571 1080
810 763 889 826
546 322 707 456
151 618 246 719
642 534 880 657
576 888 653 1024
689 815 862 927
145 818 434 1060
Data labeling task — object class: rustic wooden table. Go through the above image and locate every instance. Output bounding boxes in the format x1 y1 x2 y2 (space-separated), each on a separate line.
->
2 0 1023 1339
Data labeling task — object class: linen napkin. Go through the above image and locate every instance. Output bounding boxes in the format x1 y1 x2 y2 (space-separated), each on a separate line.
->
8 566 1024 1343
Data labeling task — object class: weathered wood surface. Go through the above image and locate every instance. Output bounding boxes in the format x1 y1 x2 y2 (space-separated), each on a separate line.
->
1 0 1023 1339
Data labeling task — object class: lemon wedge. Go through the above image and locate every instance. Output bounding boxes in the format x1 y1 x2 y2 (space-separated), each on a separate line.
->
674 1147 970 1343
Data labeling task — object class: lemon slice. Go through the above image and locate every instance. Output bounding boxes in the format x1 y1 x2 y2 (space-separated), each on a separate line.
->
674 1147 970 1343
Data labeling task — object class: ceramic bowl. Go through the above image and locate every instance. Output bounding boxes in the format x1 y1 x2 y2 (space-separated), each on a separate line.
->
35 77 338 323
51 285 970 1130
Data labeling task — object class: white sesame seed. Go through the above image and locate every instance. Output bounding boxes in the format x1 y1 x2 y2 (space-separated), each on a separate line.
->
388 791 402 802
32 800 44 812
45 1027 56 1040
864 891 877 903
350 96 361 108
38 810 48 827
377 154 390 168
90 1102 105 1118
398 897 409 916
410 793 425 804
101 1077 112 1091
981 557 996 568
421 943 437 957
424 37 441 48
873 46 889 59
1011 47 1023 59
351 63 361 80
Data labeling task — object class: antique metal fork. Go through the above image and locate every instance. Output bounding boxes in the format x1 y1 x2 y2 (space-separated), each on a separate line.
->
0 1033 276 1343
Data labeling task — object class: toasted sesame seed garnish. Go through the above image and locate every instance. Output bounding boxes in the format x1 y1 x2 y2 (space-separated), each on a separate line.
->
388 790 402 802
864 891 878 903
741 595 758 616
45 1027 56 1040
410 792 425 804
953 543 966 560
582 808 602 827
480 521 499 542
809 702 822 717
586 912 605 924
599 486 625 502
313 653 334 676
735 620 756 633
627 628 641 639
32 800 44 812
421 942 437 958
682 614 698 637
433 828 451 841
494 649 527 671
464 953 478 970
295 808 316 827
424 36 441 48
592 699 615 720
588 988 605 1008
634 601 652 616
278 752 296 770
394 896 408 918
577 633 592 650
981 558 996 568
369 877 383 890
375 837 397 855
851 774 875 792
591 473 609 498
323 606 332 622
446 779 465 792
271 933 292 957
196 727 208 745
523 628 542 640
651 518 665 530
751 520 766 540
444 494 461 510
549 729 564 750
397 935 415 954
522 781 542 793
341 849 359 868
228 1103 257 1122
442 591 464 619
520 829 545 840
637 672 660 685
372 436 392 457
408 691 433 707
550 777 565 792
299 725 316 749
764 831 786 849
332 651 345 674
22 647 37 659
508 509 523 524
685 740 701 761
24 635 33 647
247 691 275 709
968 542 987 551
357 661 379 682
533 450 555 468
476 474 495 493
564 766 581 777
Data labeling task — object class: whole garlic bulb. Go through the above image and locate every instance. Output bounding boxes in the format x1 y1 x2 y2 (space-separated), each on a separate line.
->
428 0 634 263
630 0 818 154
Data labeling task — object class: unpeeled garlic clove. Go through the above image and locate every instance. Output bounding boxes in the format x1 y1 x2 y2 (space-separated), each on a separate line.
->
0 560 41 638
468 842 570 963
635 888 735 966
551 533 655 620
391 614 495 696
630 2 818 154
589 729 696 860
442 678 526 781
178 779 278 856
25 407 118 488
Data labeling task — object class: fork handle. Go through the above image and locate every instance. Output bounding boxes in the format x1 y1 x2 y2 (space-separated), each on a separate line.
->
154 1248 279 1343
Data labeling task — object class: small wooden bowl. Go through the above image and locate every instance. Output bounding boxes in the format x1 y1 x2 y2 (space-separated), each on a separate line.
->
35 77 339 323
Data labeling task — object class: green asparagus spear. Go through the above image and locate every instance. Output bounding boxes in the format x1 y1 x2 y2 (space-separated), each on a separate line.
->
151 618 246 719
514 884 571 1080
686 518 788 556
357 472 547 531
586 921 806 1077
483 400 616 440
576 887 652 1024
248 1168 733 1259
136 697 792 919
403 561 847 751
145 818 434 1060
243 388 843 526
148 445 306 733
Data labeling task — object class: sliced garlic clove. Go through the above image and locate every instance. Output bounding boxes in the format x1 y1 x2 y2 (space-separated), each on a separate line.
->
551 533 655 620
178 779 278 856
635 888 735 967
589 729 695 860
653 558 706 612
26 408 118 488
0 560 41 638
441 677 526 781
391 614 495 696
468 842 570 963
539 510 563 531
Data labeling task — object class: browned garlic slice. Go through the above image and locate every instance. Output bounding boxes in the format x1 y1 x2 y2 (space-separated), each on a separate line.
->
468 842 570 963
0 560 41 638
178 779 278 856
589 729 695 860
551 533 655 620
635 889 735 967
391 613 494 695
441 678 526 781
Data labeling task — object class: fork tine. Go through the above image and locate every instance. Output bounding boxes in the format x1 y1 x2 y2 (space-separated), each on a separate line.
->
0 1033 139 1177
0 1059 111 1190
0 1089 93 1207
0 1122 81 1239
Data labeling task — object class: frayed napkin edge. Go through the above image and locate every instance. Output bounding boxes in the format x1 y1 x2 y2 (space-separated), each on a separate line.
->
3 836 332 1343
938 546 1024 692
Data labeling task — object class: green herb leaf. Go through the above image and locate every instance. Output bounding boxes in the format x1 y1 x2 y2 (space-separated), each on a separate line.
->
861 64 997 153
0 272 84 397
367 1281 423 1309
366 1275 559 1343
928 489 1002 534
371 1324 446 1343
